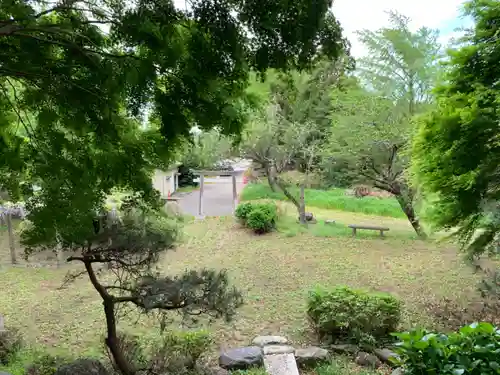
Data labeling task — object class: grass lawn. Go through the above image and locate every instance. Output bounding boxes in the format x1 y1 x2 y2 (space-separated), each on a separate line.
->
0 211 484 373
240 183 404 218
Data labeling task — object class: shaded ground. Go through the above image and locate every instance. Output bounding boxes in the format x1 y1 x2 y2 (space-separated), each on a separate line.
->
0 215 484 359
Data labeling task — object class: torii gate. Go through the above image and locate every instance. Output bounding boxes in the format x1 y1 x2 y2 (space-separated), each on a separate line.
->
192 170 239 218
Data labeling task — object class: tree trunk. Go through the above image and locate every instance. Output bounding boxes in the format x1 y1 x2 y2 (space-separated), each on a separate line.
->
298 184 306 224
6 212 16 264
83 260 135 375
394 192 427 239
104 300 135 375
265 165 276 192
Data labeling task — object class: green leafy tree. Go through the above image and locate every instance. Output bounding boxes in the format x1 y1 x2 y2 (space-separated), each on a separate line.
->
411 0 500 257
326 12 441 237
0 1 349 373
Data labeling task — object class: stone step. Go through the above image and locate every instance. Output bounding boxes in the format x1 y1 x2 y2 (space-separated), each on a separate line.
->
263 353 300 375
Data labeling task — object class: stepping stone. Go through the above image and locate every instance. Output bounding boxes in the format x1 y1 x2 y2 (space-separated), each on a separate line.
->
263 345 295 355
295 347 329 368
219 346 263 370
264 353 299 375
252 335 289 347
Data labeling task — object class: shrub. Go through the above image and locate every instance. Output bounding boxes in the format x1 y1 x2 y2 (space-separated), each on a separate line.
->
246 203 277 234
235 202 254 223
105 332 148 372
151 330 213 372
307 286 401 346
26 354 73 375
393 322 500 374
0 328 23 365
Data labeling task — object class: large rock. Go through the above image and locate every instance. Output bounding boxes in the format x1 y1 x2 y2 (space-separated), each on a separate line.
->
355 352 382 368
295 347 329 368
252 335 288 347
392 368 405 375
54 359 109 375
374 348 399 364
263 345 295 355
219 346 263 370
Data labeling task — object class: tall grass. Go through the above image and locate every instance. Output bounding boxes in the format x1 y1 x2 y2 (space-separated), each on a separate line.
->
240 183 404 218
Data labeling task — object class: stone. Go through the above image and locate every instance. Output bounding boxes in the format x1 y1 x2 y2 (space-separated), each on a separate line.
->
263 345 295 355
325 220 336 225
0 372 13 375
294 347 329 368
219 346 263 370
252 335 289 347
374 348 399 364
330 344 359 355
355 352 382 368
391 368 405 375
264 353 299 375
54 359 109 375
298 212 315 222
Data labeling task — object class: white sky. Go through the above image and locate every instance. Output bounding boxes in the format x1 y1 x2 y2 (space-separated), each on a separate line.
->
332 0 468 56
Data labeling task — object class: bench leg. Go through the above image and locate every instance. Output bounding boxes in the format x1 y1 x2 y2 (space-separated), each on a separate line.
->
379 230 384 237
352 228 356 237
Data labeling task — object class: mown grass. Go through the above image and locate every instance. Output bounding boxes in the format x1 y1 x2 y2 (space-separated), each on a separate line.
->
0 215 483 367
240 183 404 218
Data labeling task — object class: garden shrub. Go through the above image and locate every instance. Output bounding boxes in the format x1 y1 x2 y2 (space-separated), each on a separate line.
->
0 327 23 365
151 330 213 372
235 202 254 223
393 322 500 374
235 202 278 234
307 285 401 345
25 354 73 375
245 203 277 234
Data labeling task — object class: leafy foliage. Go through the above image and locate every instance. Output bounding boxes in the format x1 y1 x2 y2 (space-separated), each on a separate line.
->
25 354 73 375
159 330 213 369
307 285 401 346
246 204 278 234
393 322 500 374
236 202 278 234
235 202 255 223
0 0 349 250
325 12 441 237
411 0 500 256
0 327 23 365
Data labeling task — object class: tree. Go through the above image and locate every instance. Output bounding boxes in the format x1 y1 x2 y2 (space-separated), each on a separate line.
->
178 128 235 170
0 1 350 373
241 105 321 223
325 12 442 237
0 0 349 230
21 190 243 375
411 0 500 257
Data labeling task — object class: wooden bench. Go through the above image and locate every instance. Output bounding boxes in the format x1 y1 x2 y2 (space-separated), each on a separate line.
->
348 224 390 237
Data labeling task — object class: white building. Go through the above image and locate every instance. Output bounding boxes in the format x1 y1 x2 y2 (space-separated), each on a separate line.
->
152 164 180 198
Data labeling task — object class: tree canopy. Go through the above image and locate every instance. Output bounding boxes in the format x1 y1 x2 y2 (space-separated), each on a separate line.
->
0 0 349 245
411 0 500 255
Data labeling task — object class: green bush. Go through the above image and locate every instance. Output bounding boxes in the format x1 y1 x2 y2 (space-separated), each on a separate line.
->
307 286 401 345
0 328 23 365
393 322 500 374
245 203 277 234
156 330 213 370
235 202 254 223
25 354 72 375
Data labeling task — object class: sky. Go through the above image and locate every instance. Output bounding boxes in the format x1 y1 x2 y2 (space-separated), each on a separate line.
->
332 0 470 57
